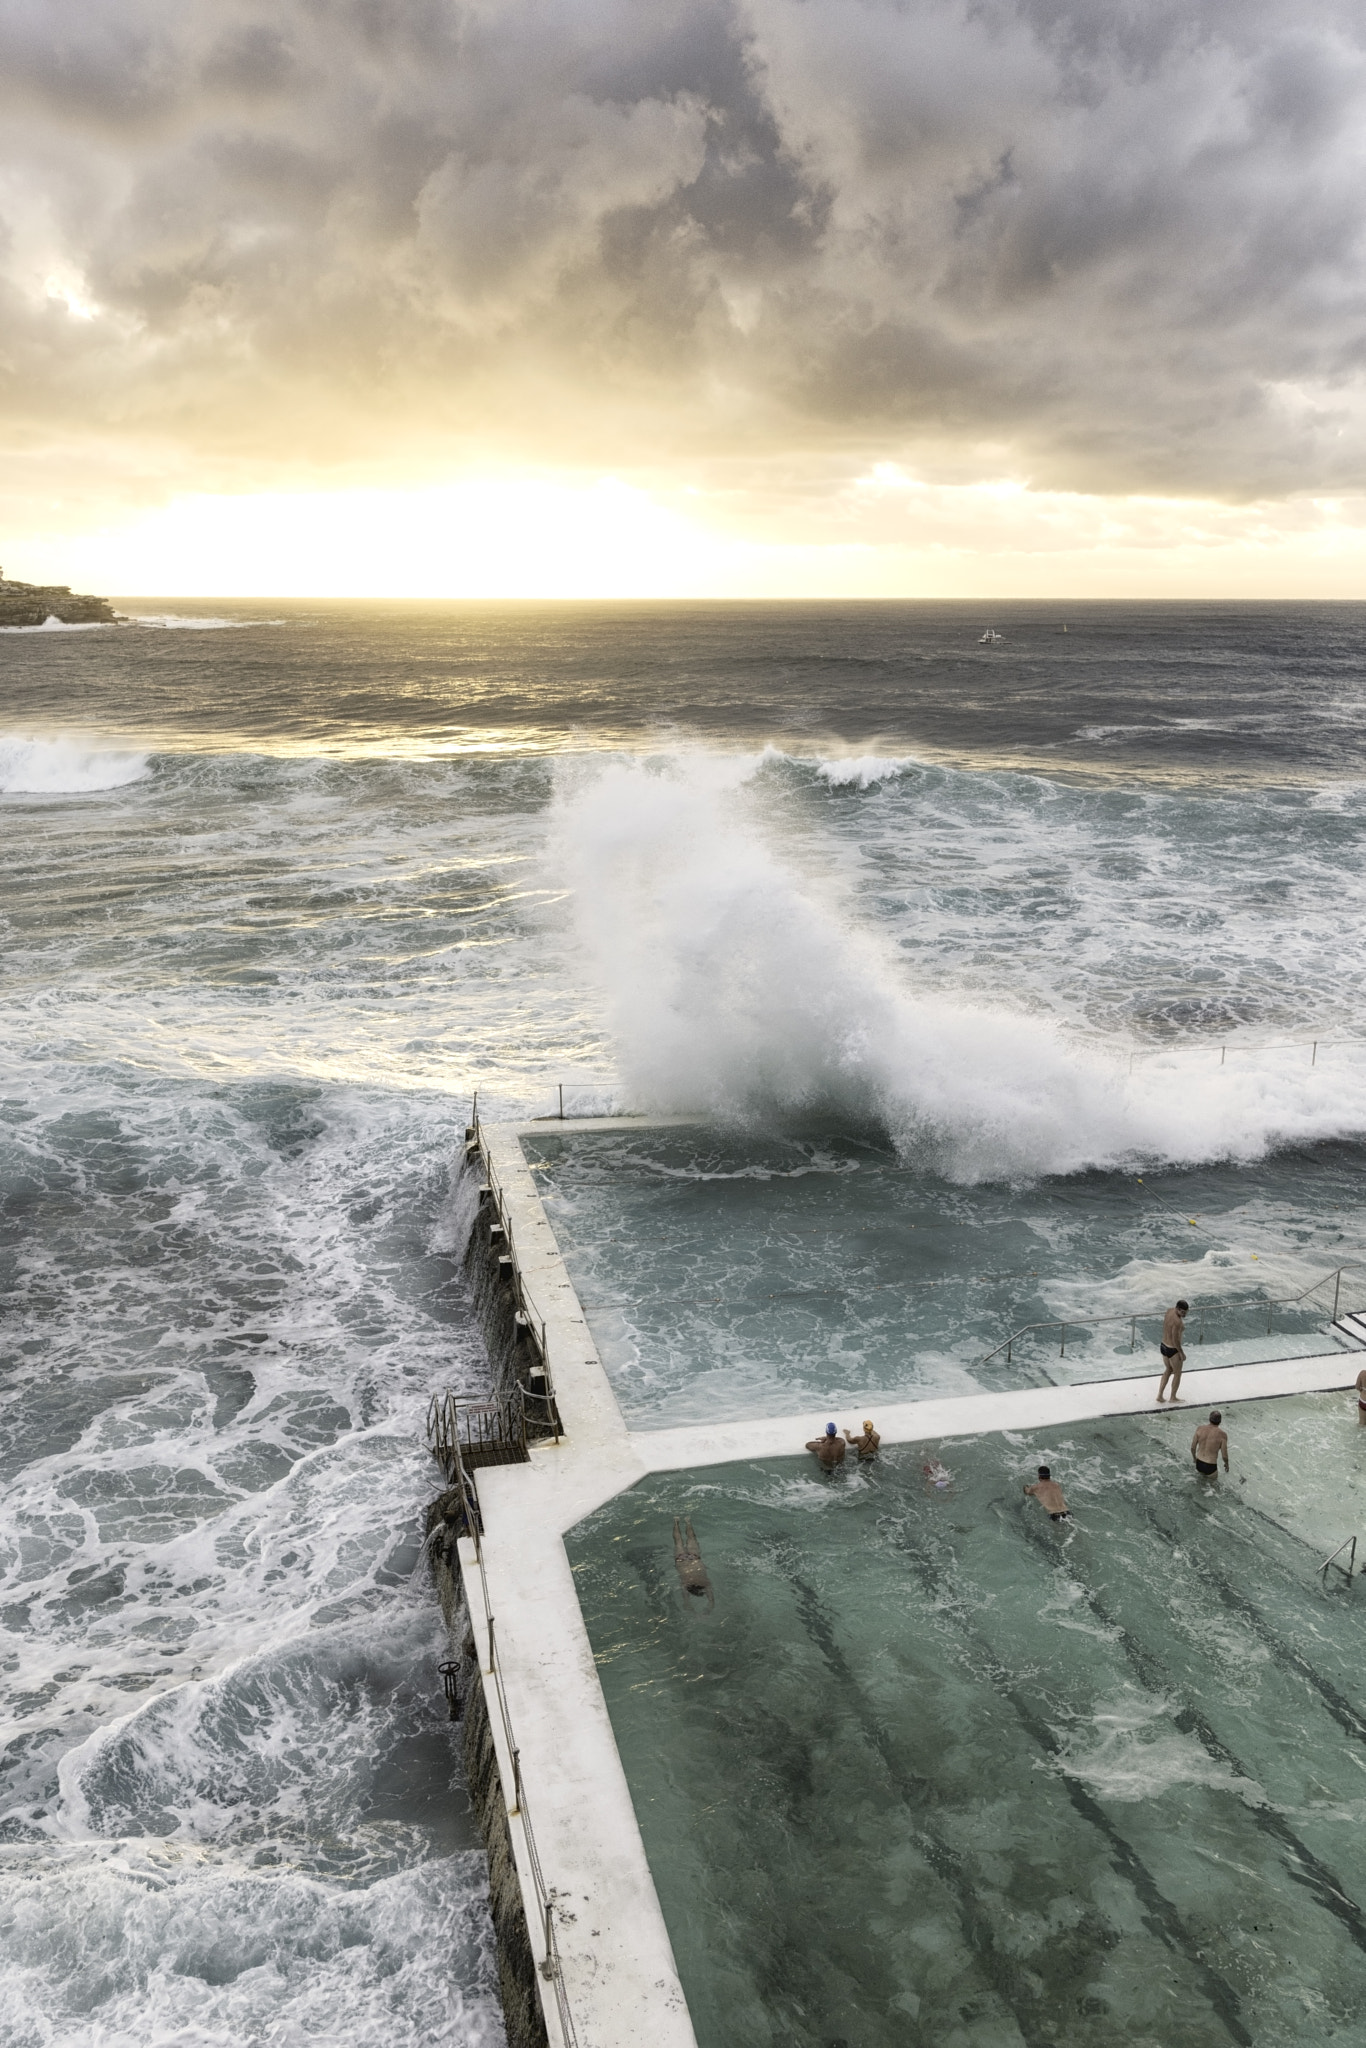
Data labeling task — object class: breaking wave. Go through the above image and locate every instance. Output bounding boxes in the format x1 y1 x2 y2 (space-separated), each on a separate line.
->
553 755 1366 1182
0 615 110 632
0 732 151 794
128 613 258 629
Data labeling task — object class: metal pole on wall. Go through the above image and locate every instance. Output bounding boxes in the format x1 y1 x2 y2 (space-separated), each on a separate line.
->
559 1082 564 1119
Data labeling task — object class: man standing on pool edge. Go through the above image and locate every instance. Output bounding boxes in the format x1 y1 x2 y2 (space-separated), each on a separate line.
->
1157 1299 1189 1403
1191 1411 1230 1478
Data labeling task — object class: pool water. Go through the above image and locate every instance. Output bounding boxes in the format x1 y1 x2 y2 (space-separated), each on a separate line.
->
567 1392 1366 2048
529 1127 1363 1425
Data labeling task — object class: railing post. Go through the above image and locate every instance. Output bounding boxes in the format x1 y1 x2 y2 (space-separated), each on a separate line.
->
1335 1269 1342 1321
487 1616 496 1675
559 1082 564 1119
1312 1040 1318 1067
1059 1322 1066 1357
1130 1316 1136 1353
510 1746 523 1816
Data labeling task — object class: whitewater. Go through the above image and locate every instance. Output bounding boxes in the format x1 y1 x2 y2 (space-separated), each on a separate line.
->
3 596 1366 2045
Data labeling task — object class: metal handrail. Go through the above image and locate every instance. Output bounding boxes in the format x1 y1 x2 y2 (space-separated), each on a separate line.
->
977 1264 1366 1368
1319 1535 1358 1580
467 1126 562 1442
1126 1036 1366 1073
441 1427 580 2046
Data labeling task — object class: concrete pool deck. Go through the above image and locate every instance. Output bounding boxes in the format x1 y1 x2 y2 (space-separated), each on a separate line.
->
457 1118 1366 2048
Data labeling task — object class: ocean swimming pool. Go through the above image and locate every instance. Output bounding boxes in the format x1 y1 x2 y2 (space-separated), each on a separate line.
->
567 1390 1366 2048
530 1127 1362 1426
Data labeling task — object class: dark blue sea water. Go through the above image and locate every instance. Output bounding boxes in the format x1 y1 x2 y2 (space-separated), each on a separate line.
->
4 599 1366 2044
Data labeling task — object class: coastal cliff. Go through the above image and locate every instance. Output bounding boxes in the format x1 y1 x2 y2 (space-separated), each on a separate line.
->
0 573 118 626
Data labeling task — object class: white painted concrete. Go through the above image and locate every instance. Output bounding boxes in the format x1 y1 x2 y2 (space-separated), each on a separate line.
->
456 1117 1364 2048
465 1124 694 2048
629 1349 1366 1473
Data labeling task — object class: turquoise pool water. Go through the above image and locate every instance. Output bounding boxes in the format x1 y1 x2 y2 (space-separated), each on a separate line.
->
529 1126 1360 1425
567 1391 1366 2048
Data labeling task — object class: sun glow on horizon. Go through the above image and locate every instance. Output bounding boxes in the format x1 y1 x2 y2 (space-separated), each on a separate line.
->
14 472 1366 602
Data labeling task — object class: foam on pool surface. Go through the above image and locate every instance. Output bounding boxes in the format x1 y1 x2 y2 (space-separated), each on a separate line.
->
567 1390 1366 2048
528 1127 1358 1425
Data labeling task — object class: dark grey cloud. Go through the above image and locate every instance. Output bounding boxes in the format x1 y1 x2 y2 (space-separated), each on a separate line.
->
2 0 1366 494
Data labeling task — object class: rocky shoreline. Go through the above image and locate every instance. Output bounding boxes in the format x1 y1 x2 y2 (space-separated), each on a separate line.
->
0 573 118 627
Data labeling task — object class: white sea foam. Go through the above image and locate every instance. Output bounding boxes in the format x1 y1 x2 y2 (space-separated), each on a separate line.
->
128 613 257 629
0 732 150 793
0 1054 501 2045
1054 1691 1263 1805
816 754 920 789
0 614 111 632
553 755 1366 1181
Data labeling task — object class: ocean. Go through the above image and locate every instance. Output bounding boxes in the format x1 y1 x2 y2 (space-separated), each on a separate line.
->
3 597 1366 2045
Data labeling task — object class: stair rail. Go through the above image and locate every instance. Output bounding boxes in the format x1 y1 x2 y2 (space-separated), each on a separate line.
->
1319 1535 1358 1582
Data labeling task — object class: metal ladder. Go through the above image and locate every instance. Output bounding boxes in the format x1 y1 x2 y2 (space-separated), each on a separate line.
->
1319 1535 1358 1582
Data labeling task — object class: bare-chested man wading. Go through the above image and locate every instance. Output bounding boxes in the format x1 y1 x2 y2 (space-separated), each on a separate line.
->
1157 1299 1189 1403
673 1518 715 1609
1024 1465 1070 1522
1191 1411 1229 1478
806 1422 847 1471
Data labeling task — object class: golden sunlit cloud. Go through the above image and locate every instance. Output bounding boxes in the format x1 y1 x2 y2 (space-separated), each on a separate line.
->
5 0 1366 592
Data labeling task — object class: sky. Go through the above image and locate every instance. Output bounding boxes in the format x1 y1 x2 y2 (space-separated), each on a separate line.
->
4 0 1366 596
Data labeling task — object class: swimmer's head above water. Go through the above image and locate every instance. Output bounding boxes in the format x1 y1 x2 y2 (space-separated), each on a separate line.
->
825 1422 838 1436
862 1420 874 1433
1038 1465 1051 1480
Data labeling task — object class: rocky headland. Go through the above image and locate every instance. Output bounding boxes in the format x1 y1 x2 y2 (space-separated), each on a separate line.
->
0 572 118 627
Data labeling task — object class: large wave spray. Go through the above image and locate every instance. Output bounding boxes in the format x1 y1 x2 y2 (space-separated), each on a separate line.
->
554 757 1366 1181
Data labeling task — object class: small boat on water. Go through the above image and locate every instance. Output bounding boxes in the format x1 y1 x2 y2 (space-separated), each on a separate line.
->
978 629 1003 644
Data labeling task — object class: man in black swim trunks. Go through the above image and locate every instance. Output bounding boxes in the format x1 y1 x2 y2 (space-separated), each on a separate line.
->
1191 1411 1229 1478
1157 1299 1189 1403
1024 1465 1070 1521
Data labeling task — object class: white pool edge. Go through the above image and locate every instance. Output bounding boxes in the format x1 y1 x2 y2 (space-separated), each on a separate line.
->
464 1116 1365 2048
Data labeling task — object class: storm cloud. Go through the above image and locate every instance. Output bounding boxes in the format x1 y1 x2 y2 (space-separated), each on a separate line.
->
4 0 1366 496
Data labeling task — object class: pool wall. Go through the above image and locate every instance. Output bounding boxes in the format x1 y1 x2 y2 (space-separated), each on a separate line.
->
437 1116 1366 2048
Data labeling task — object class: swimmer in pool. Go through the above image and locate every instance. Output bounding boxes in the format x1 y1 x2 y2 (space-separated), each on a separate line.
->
673 1518 715 1610
1191 1411 1229 1477
1357 1367 1366 1422
844 1420 881 1461
1024 1465 1070 1521
806 1422 846 1470
1157 1299 1189 1404
923 1459 952 1489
